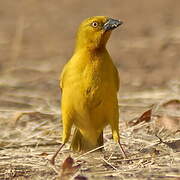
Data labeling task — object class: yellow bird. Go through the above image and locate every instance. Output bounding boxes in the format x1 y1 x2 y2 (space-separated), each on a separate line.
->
51 16 126 164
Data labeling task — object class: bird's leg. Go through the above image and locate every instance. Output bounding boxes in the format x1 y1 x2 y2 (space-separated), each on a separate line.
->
50 143 65 165
118 139 127 159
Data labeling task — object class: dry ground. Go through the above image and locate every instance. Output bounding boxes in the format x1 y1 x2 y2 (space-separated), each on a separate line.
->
0 0 180 179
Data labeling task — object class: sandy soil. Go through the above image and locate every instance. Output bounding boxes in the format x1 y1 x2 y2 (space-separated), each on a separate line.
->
0 0 180 179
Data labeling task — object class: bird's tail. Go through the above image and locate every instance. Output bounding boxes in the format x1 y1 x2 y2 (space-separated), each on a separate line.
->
70 128 103 152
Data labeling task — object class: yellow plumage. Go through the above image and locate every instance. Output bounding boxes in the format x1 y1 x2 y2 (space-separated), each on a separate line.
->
60 16 123 152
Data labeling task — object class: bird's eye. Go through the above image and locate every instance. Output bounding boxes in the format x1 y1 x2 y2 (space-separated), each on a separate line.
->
91 22 98 28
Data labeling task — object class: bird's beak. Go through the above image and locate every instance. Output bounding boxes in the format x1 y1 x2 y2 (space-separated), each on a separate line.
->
103 18 123 31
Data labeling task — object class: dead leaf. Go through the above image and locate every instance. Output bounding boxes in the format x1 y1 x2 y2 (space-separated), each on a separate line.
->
62 156 74 170
162 99 180 110
74 175 88 180
128 109 152 126
164 139 180 152
156 115 180 132
60 156 81 179
38 152 49 156
155 135 180 152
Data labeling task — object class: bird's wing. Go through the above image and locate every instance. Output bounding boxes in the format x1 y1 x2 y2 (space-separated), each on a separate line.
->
113 66 120 91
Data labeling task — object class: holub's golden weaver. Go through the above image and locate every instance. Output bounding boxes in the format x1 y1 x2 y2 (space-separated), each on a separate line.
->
51 16 126 164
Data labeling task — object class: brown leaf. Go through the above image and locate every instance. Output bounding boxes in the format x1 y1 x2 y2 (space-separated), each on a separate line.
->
156 115 180 132
38 152 49 156
74 175 88 180
128 109 152 126
164 139 180 152
62 156 74 170
139 109 152 122
60 156 81 179
155 135 180 152
162 99 180 110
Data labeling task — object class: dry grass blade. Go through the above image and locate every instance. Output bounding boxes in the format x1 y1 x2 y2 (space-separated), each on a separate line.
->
14 111 56 124
101 157 118 171
75 145 104 160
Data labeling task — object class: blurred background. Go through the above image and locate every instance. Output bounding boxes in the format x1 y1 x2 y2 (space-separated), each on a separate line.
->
0 0 180 110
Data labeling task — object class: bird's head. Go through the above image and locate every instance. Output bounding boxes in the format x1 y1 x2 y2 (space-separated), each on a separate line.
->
75 16 123 51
